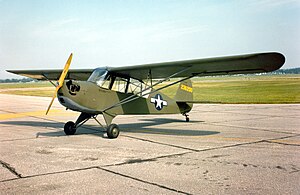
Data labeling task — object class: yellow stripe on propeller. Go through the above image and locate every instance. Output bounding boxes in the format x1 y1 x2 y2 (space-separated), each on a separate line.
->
46 53 73 115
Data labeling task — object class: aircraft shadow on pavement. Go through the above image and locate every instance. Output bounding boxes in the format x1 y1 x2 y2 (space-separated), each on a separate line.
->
0 121 101 137
0 118 219 138
119 118 218 136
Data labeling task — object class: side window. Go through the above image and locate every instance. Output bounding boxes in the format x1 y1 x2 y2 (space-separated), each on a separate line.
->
111 77 127 93
110 76 152 98
127 78 151 98
127 79 141 94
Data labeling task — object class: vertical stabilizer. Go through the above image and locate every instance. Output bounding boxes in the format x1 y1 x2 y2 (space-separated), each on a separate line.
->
175 79 193 114
175 79 193 102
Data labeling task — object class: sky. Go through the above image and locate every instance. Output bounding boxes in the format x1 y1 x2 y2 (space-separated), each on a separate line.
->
0 0 299 79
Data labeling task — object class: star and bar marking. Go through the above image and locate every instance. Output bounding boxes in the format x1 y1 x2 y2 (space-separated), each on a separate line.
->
150 94 168 111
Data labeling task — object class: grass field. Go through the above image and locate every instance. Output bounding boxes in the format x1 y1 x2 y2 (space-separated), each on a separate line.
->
0 82 52 89
0 75 299 103
159 75 300 104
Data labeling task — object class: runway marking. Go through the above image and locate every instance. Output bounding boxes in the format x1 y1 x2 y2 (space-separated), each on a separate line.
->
0 109 75 120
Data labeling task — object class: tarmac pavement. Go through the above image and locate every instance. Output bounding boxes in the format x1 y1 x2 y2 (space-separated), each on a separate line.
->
0 94 299 194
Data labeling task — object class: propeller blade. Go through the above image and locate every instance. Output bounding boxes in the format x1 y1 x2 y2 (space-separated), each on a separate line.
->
46 91 57 115
58 53 73 88
46 53 73 115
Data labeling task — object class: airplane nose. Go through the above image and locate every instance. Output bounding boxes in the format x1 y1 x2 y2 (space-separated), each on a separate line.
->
57 87 64 96
66 80 80 95
57 87 65 103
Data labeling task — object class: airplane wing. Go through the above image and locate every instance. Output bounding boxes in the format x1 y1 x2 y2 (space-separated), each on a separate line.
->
6 69 94 80
108 52 285 80
7 52 284 81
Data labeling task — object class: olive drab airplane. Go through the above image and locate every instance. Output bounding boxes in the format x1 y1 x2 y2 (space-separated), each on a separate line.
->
7 52 285 139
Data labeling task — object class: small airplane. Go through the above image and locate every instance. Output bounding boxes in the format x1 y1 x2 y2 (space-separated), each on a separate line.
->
7 52 285 138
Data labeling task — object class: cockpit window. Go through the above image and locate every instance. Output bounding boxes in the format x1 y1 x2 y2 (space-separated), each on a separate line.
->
88 68 152 97
88 68 109 88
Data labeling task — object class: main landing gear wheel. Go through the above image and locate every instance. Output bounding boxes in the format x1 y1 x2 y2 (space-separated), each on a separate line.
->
107 124 120 139
64 121 77 135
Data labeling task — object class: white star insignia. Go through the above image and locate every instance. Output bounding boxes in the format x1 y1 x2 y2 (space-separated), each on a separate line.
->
150 94 168 110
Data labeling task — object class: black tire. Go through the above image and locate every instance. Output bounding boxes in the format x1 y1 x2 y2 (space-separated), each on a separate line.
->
107 124 120 139
64 121 76 135
186 117 190 122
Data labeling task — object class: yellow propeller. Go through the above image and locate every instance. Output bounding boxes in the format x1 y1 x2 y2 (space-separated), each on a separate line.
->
46 53 73 115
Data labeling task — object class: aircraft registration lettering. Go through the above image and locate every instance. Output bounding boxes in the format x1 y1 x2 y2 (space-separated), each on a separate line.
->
181 84 193 93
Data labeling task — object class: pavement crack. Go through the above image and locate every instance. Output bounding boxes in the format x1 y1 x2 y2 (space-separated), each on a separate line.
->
264 140 300 147
0 159 22 178
0 166 98 183
269 134 300 140
196 140 265 152
102 140 271 168
0 163 192 194
116 134 300 168
123 135 200 152
262 134 300 146
210 116 270 124
99 167 192 195
103 152 191 167
204 122 298 135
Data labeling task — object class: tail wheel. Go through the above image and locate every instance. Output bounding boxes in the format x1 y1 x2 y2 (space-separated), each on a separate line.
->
184 113 190 122
64 121 76 135
107 124 120 139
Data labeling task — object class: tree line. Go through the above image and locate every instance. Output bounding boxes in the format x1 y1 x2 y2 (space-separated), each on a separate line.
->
0 78 35 83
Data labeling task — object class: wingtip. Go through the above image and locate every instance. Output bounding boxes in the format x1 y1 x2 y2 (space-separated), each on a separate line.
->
271 52 285 70
259 52 285 72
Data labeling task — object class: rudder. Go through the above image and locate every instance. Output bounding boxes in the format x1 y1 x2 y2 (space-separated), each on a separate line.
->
175 79 193 114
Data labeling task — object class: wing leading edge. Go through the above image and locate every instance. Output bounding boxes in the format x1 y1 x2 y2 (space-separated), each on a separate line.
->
6 69 94 81
108 52 285 80
7 52 284 81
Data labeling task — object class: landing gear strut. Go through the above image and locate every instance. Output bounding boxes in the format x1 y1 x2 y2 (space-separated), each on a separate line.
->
63 113 91 136
63 112 120 139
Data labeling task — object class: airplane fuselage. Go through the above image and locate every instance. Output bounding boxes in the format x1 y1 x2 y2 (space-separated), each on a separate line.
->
57 80 192 116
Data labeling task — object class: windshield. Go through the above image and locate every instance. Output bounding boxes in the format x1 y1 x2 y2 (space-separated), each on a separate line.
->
88 68 109 87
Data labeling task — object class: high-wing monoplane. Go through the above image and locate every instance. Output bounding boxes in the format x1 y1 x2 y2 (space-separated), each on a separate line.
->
7 52 285 138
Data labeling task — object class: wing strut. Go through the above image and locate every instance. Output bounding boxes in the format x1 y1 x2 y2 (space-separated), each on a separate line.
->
102 66 193 112
42 73 57 87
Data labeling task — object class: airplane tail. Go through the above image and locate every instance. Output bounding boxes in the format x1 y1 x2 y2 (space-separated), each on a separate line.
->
175 79 193 114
